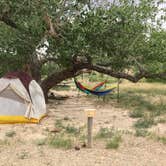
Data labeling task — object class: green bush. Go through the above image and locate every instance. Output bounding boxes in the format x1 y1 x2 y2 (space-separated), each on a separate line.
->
48 136 72 149
54 120 64 129
135 129 149 137
95 127 113 139
134 117 155 128
106 135 122 149
65 125 79 135
157 136 166 144
129 109 144 118
5 131 16 137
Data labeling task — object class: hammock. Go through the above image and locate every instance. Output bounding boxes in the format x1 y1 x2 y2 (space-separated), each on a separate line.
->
75 80 105 95
92 81 106 90
74 79 116 96
75 80 106 94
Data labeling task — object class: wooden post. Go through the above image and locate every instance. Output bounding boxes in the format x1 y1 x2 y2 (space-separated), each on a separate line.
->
84 109 96 148
87 117 93 148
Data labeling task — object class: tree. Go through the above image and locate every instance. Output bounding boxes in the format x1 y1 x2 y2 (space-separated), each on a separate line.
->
0 0 166 100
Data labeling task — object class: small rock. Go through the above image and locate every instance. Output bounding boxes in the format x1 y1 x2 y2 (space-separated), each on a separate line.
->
50 128 61 133
74 146 80 151
104 121 109 124
81 142 86 148
64 116 70 121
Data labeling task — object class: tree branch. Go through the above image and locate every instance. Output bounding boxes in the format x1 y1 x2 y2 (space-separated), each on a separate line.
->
41 61 92 99
39 57 58 65
44 13 59 38
0 14 18 29
92 65 166 82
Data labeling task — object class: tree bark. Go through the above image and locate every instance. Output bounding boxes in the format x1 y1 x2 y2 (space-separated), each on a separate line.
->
41 62 91 101
30 63 41 83
92 65 166 82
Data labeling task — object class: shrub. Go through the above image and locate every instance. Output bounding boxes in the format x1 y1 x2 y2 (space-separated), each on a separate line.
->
134 116 155 128
95 127 113 139
129 109 144 118
5 131 16 137
54 119 64 129
135 129 149 137
0 139 10 146
106 135 122 149
48 136 72 149
157 136 166 144
65 125 79 135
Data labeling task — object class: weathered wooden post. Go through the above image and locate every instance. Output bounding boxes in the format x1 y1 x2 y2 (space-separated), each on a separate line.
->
84 109 96 148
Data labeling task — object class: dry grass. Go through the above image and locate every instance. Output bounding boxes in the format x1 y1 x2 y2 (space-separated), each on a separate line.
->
95 127 123 149
5 130 16 137
106 135 122 149
37 119 87 150
107 81 166 130
48 135 73 149
0 80 165 165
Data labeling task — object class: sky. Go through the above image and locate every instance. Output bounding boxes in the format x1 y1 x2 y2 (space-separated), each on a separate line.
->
158 2 166 29
93 0 166 29
38 0 166 56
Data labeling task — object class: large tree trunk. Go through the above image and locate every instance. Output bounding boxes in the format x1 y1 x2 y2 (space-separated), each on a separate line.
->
30 63 42 83
28 53 42 83
41 62 91 101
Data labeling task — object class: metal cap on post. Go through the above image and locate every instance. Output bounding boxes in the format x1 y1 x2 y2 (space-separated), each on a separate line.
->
84 109 96 148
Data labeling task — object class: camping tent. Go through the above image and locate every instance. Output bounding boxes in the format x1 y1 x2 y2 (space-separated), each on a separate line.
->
0 71 47 123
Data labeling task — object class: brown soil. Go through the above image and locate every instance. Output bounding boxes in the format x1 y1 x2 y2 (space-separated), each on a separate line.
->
0 89 165 166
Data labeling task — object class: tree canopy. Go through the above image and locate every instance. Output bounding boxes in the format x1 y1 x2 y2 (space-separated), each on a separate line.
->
0 0 166 97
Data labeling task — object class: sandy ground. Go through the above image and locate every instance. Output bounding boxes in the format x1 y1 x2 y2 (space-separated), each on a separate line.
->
0 89 165 166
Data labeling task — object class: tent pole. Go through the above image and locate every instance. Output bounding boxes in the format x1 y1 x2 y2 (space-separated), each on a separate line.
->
103 95 106 102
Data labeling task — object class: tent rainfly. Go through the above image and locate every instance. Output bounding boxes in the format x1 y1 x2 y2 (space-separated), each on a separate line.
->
0 71 47 123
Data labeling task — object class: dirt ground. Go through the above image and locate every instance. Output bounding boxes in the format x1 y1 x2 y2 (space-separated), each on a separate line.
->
0 87 165 166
